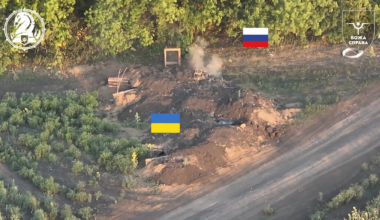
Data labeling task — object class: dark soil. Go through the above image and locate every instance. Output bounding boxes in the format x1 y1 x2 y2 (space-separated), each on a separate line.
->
112 66 288 185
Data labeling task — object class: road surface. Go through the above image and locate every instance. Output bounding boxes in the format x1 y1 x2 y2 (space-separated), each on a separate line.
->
156 94 380 220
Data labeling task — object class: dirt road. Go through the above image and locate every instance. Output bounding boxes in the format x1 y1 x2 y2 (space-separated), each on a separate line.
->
156 92 380 220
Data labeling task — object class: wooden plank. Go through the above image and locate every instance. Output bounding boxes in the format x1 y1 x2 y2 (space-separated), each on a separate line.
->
166 61 179 65
164 48 181 52
112 89 135 96
108 77 128 83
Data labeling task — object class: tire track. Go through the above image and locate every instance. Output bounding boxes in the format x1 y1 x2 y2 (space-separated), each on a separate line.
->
157 95 380 220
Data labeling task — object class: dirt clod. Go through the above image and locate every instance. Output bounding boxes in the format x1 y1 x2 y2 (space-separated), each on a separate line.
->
130 74 142 87
113 91 139 106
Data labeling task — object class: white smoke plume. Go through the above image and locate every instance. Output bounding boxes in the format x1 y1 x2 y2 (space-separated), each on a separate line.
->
188 37 223 78
206 55 223 78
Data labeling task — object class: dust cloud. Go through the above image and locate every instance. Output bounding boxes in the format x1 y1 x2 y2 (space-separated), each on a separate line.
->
189 37 223 78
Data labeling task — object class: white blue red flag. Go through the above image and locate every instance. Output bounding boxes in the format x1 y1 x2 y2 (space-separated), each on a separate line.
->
243 28 269 47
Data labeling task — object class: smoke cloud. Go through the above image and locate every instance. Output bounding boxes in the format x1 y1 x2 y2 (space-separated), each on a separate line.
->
188 38 223 78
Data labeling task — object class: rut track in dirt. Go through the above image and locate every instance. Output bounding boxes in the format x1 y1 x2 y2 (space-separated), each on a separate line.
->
155 92 380 220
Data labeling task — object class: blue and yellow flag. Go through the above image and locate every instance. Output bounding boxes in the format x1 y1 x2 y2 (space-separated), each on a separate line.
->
151 113 180 133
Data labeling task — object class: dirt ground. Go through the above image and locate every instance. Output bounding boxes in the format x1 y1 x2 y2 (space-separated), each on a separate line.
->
0 41 379 219
152 80 380 220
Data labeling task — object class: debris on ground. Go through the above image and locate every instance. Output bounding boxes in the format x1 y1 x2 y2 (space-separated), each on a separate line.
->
217 120 235 125
105 65 295 185
194 69 209 81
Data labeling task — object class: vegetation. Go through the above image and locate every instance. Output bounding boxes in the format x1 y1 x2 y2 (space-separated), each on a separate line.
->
124 113 149 130
263 205 275 216
0 91 150 219
0 1 379 73
309 174 379 219
344 191 380 220
122 175 137 189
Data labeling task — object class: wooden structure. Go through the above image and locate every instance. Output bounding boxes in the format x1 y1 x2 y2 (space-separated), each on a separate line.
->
108 77 128 87
164 48 181 66
108 68 129 93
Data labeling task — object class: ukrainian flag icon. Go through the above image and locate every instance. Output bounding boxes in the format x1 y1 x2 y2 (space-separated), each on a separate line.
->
151 113 180 133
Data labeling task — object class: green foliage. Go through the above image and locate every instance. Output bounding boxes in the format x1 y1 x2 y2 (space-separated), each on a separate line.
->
117 190 126 202
60 204 78 220
34 143 51 160
124 112 149 130
43 196 58 220
344 188 380 219
263 205 275 216
78 207 92 220
9 205 22 220
310 173 379 219
0 0 379 74
64 145 81 160
39 177 61 196
309 209 328 220
33 209 47 220
48 153 57 163
361 162 369 171
122 175 137 189
85 0 154 56
71 160 84 174
0 91 151 208
94 191 102 200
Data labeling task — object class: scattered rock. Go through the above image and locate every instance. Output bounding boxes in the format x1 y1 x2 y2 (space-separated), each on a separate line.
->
240 123 246 128
266 126 274 133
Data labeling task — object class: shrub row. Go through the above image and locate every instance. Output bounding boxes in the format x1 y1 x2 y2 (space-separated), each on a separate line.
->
309 174 379 220
1 1 380 73
0 91 148 174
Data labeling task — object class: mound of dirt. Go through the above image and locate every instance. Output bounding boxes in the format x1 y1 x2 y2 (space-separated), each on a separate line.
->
109 66 293 185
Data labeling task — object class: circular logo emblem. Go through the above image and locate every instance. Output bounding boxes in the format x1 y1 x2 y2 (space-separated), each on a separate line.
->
3 8 46 50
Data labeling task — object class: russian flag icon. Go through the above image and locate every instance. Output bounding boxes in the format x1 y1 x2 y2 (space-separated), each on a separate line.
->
243 28 269 47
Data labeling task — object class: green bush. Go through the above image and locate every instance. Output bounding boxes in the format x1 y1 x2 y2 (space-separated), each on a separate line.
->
33 209 47 220
9 206 22 220
122 175 137 189
372 155 380 166
78 207 92 220
43 196 58 220
71 160 84 174
361 162 369 171
263 205 275 215
60 204 78 220
64 145 81 160
94 191 102 200
0 0 379 74
369 174 378 186
39 177 61 196
34 143 51 160
309 209 327 220
48 153 57 163
76 181 86 191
